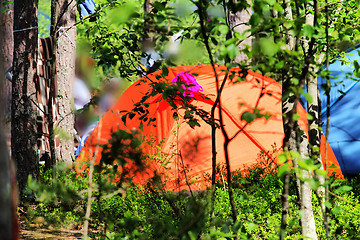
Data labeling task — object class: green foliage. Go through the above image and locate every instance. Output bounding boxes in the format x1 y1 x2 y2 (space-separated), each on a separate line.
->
0 1 13 13
38 0 50 37
21 0 360 239
23 142 360 239
23 164 87 228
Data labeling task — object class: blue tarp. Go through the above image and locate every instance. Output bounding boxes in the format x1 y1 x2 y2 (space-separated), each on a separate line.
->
305 46 360 175
78 0 97 22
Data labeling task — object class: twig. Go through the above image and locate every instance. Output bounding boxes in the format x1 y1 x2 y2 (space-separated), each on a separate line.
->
179 151 193 197
324 0 331 238
210 70 229 221
48 0 58 166
83 121 102 239
56 2 113 36
78 188 126 200
329 191 360 207
30 98 47 115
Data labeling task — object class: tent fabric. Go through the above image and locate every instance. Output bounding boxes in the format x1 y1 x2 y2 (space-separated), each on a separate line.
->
316 46 360 175
78 0 97 22
77 65 341 189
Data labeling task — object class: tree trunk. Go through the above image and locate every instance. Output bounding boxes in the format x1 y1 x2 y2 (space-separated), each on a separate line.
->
0 1 13 121
51 0 76 163
298 132 318 239
0 4 17 237
280 2 318 239
0 130 13 240
281 55 318 240
228 3 251 63
12 0 39 195
306 0 326 220
0 2 14 235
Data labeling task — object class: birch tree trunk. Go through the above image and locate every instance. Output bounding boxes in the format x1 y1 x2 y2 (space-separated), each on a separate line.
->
298 132 318 239
51 0 76 163
228 2 252 63
281 2 318 239
12 0 39 195
306 0 326 221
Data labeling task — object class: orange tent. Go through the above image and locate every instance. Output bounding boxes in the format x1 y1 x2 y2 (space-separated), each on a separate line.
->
77 65 341 189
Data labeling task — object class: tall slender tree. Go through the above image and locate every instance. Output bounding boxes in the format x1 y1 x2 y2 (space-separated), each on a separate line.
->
50 0 76 163
12 0 39 195
0 1 13 121
280 1 319 238
0 2 14 238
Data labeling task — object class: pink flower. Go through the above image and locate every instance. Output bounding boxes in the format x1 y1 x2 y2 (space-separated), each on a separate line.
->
171 72 203 97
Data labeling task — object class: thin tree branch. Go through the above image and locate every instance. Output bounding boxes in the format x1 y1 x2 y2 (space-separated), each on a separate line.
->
323 0 331 237
197 0 237 222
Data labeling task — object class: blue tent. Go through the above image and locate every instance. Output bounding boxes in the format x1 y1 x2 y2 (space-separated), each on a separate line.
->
314 46 360 175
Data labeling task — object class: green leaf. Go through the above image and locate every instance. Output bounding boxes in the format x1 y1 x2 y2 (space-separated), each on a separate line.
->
162 66 169 77
247 222 258 231
290 78 299 85
259 38 278 57
331 206 343 215
297 159 318 171
289 150 300 159
315 169 327 176
188 231 197 240
325 201 332 208
278 163 290 178
308 178 320 191
241 111 256 123
121 114 127 126
249 13 260 26
218 24 229 35
303 24 314 38
265 0 276 5
275 61 284 69
306 113 313 120
302 92 313 104
226 44 240 60
278 152 287 164
274 3 283 12
187 119 200 128
334 185 353 195
354 60 360 78
328 164 339 169
293 114 300 121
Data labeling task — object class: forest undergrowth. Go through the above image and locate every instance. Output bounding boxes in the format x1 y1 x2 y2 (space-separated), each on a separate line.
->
20 144 360 240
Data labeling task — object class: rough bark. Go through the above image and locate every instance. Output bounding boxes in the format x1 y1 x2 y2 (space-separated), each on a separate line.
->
298 133 318 239
0 1 13 121
284 0 295 50
306 0 326 219
282 89 317 240
0 2 14 233
280 2 318 239
280 83 295 240
228 3 251 63
0 3 14 237
305 4 324 165
0 130 12 240
12 0 39 195
52 0 76 163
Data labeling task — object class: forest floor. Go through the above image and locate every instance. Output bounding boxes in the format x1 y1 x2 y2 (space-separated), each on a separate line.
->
19 223 82 240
